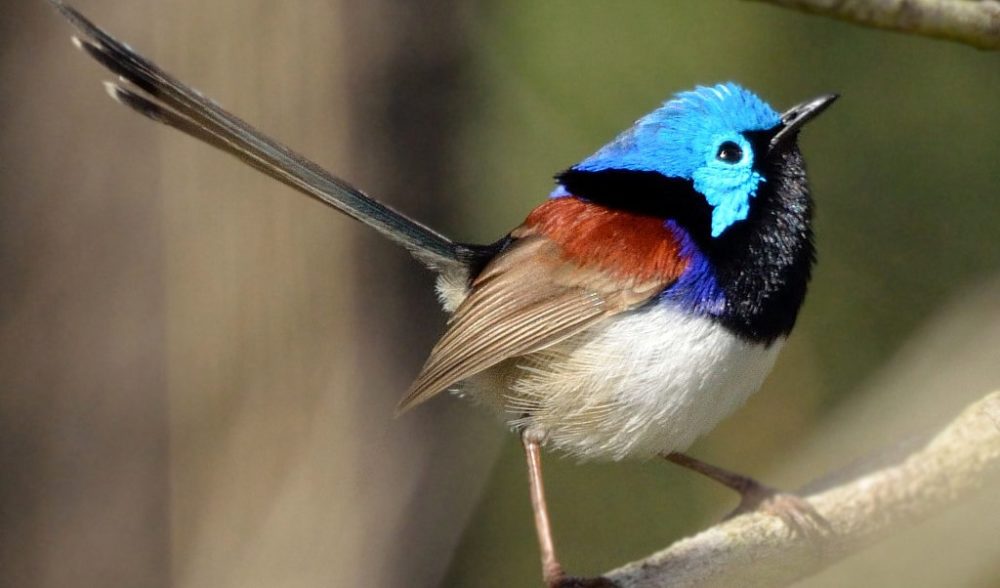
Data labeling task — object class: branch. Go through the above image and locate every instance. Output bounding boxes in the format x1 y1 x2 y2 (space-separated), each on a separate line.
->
745 0 1000 49
603 391 1000 588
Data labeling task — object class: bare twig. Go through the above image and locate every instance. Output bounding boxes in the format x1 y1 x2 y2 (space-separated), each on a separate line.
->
603 391 1000 587
746 0 1000 49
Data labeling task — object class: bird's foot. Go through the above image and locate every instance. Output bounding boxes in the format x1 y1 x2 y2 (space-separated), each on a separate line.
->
725 481 831 536
548 575 617 588
663 452 832 536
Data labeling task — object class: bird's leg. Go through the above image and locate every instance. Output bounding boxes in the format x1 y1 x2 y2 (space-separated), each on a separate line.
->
522 432 564 586
522 432 615 588
663 452 772 511
663 452 829 534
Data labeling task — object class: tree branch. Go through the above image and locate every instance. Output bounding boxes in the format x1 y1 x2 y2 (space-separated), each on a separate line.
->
603 391 1000 587
746 0 1000 49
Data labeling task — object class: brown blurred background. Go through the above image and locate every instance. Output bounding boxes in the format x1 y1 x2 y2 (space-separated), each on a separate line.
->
1 1 998 587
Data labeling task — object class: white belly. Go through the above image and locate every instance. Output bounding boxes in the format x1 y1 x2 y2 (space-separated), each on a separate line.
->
462 302 783 461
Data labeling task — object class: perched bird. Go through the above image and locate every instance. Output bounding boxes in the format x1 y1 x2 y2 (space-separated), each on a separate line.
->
51 2 836 586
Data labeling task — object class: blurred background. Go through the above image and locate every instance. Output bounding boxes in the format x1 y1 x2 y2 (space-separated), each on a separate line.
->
2 1 998 587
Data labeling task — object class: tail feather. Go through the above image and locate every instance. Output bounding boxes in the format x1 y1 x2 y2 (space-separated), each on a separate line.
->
51 0 465 271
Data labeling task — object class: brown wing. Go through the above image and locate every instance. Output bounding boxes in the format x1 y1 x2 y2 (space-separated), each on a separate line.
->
395 233 673 414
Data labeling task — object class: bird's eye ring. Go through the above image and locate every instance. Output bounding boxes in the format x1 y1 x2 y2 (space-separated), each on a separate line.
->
716 141 743 164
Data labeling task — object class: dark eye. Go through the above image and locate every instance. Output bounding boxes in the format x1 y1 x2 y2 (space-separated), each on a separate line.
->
716 141 743 164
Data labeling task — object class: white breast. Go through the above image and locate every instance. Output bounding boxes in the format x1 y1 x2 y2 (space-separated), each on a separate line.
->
462 302 783 461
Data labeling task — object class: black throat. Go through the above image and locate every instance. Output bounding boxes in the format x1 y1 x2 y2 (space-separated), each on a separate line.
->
554 144 815 344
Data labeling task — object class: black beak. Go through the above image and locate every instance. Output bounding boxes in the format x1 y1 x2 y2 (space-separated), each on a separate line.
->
769 93 838 153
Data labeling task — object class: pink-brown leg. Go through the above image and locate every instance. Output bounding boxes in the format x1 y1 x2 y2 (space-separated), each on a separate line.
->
664 452 830 535
522 433 615 588
523 433 564 586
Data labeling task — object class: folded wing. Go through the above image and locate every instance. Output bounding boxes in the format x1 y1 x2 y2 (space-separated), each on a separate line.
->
397 199 691 413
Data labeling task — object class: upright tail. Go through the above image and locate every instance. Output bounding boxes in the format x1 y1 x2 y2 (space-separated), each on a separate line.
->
49 0 468 272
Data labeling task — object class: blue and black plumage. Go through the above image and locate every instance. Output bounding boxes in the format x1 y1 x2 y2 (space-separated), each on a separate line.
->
51 2 837 585
555 83 830 343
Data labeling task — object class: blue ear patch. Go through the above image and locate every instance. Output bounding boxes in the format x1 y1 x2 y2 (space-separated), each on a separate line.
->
570 83 780 237
691 132 765 236
696 167 765 237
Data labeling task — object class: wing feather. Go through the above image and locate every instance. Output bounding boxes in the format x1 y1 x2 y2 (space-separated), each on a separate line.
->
396 234 675 413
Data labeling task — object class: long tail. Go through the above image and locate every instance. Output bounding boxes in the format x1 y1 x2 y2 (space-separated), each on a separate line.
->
49 0 467 271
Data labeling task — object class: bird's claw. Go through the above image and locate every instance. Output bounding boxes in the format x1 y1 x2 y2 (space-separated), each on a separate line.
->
549 575 617 588
725 484 832 537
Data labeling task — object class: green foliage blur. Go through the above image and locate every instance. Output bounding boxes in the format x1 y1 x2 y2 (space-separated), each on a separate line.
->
442 1 1000 585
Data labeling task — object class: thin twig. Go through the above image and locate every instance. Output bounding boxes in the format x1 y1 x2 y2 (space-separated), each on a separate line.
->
746 0 1000 49
603 391 1000 587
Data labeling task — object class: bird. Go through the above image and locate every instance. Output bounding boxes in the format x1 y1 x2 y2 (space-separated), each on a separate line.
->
50 2 837 586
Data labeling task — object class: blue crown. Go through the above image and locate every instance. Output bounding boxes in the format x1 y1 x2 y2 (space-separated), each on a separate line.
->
571 83 782 237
